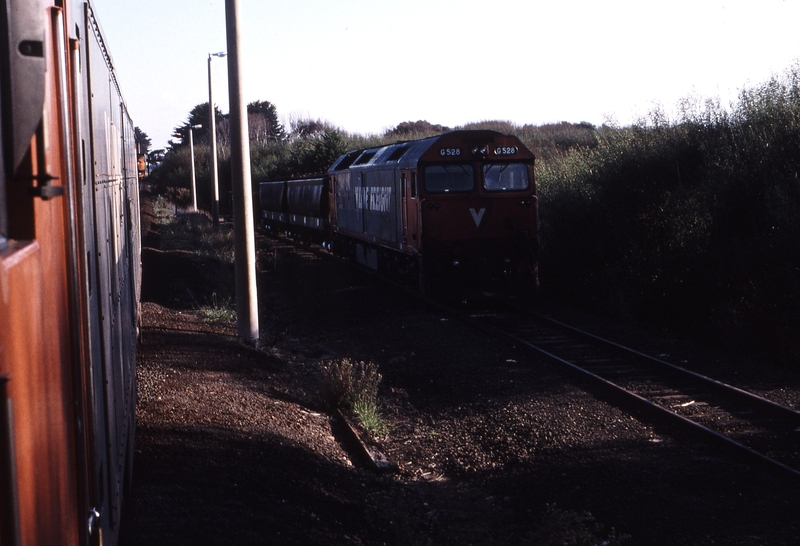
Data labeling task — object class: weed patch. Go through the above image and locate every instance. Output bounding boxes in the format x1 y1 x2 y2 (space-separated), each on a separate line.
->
322 358 390 437
352 396 391 438
200 293 236 324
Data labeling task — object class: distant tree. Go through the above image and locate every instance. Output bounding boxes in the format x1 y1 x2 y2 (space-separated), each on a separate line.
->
215 116 231 149
247 100 285 145
170 102 225 148
290 117 328 139
147 148 166 166
281 128 348 176
135 126 151 155
312 128 347 170
385 120 450 138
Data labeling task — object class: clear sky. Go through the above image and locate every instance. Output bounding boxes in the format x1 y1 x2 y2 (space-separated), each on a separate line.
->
91 0 800 150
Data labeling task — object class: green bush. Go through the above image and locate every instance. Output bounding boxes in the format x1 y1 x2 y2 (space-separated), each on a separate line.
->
538 64 800 364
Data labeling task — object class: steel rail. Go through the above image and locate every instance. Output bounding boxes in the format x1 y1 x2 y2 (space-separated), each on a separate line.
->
528 310 800 421
471 309 800 483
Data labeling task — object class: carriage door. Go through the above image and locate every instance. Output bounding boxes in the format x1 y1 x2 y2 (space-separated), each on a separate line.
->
401 169 420 252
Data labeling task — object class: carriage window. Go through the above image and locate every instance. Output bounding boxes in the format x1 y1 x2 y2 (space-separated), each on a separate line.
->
423 164 474 193
483 163 529 191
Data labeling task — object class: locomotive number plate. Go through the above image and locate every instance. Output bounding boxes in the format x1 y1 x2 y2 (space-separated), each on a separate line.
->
439 148 462 156
494 146 518 156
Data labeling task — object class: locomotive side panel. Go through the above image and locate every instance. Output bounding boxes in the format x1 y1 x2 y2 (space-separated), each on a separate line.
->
70 5 115 541
85 4 138 537
333 171 361 237
333 167 402 250
361 168 400 247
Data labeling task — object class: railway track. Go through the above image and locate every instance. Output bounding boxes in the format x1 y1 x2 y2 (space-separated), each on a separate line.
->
466 306 800 482
261 232 800 482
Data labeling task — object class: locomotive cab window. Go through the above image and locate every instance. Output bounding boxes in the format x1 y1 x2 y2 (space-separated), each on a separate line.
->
424 164 474 193
483 163 529 192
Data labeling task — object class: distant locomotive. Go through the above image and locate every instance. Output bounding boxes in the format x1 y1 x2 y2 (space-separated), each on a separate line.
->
1 1 139 545
260 130 539 298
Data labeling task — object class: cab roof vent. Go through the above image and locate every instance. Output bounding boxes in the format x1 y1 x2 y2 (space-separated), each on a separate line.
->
332 150 361 170
384 145 410 162
353 150 377 165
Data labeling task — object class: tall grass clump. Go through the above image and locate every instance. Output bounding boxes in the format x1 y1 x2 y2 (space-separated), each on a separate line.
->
322 358 390 437
538 64 800 365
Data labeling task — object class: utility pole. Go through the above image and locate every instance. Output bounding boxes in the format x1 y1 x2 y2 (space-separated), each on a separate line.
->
225 0 259 346
208 51 226 226
188 125 201 211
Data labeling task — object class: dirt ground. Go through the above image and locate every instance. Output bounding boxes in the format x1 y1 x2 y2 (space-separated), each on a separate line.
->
119 194 800 545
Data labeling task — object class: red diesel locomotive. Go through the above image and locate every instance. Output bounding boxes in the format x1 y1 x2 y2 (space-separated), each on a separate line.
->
1 1 140 545
260 130 539 298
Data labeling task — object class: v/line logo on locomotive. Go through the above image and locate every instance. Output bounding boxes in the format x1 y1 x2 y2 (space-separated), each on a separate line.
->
352 186 393 213
470 207 487 227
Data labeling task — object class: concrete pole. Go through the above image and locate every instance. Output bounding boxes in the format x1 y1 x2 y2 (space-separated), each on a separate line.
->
188 128 197 211
225 0 259 346
208 52 225 226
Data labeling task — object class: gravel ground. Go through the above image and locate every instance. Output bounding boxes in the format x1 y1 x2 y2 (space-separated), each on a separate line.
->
120 197 800 545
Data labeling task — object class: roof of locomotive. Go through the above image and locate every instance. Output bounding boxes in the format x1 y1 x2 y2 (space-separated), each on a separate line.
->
328 130 532 173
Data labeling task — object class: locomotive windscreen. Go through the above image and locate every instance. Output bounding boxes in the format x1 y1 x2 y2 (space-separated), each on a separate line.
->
483 163 529 191
423 164 474 193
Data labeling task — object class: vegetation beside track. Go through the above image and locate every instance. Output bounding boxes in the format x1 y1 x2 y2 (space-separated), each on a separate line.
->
536 64 800 366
